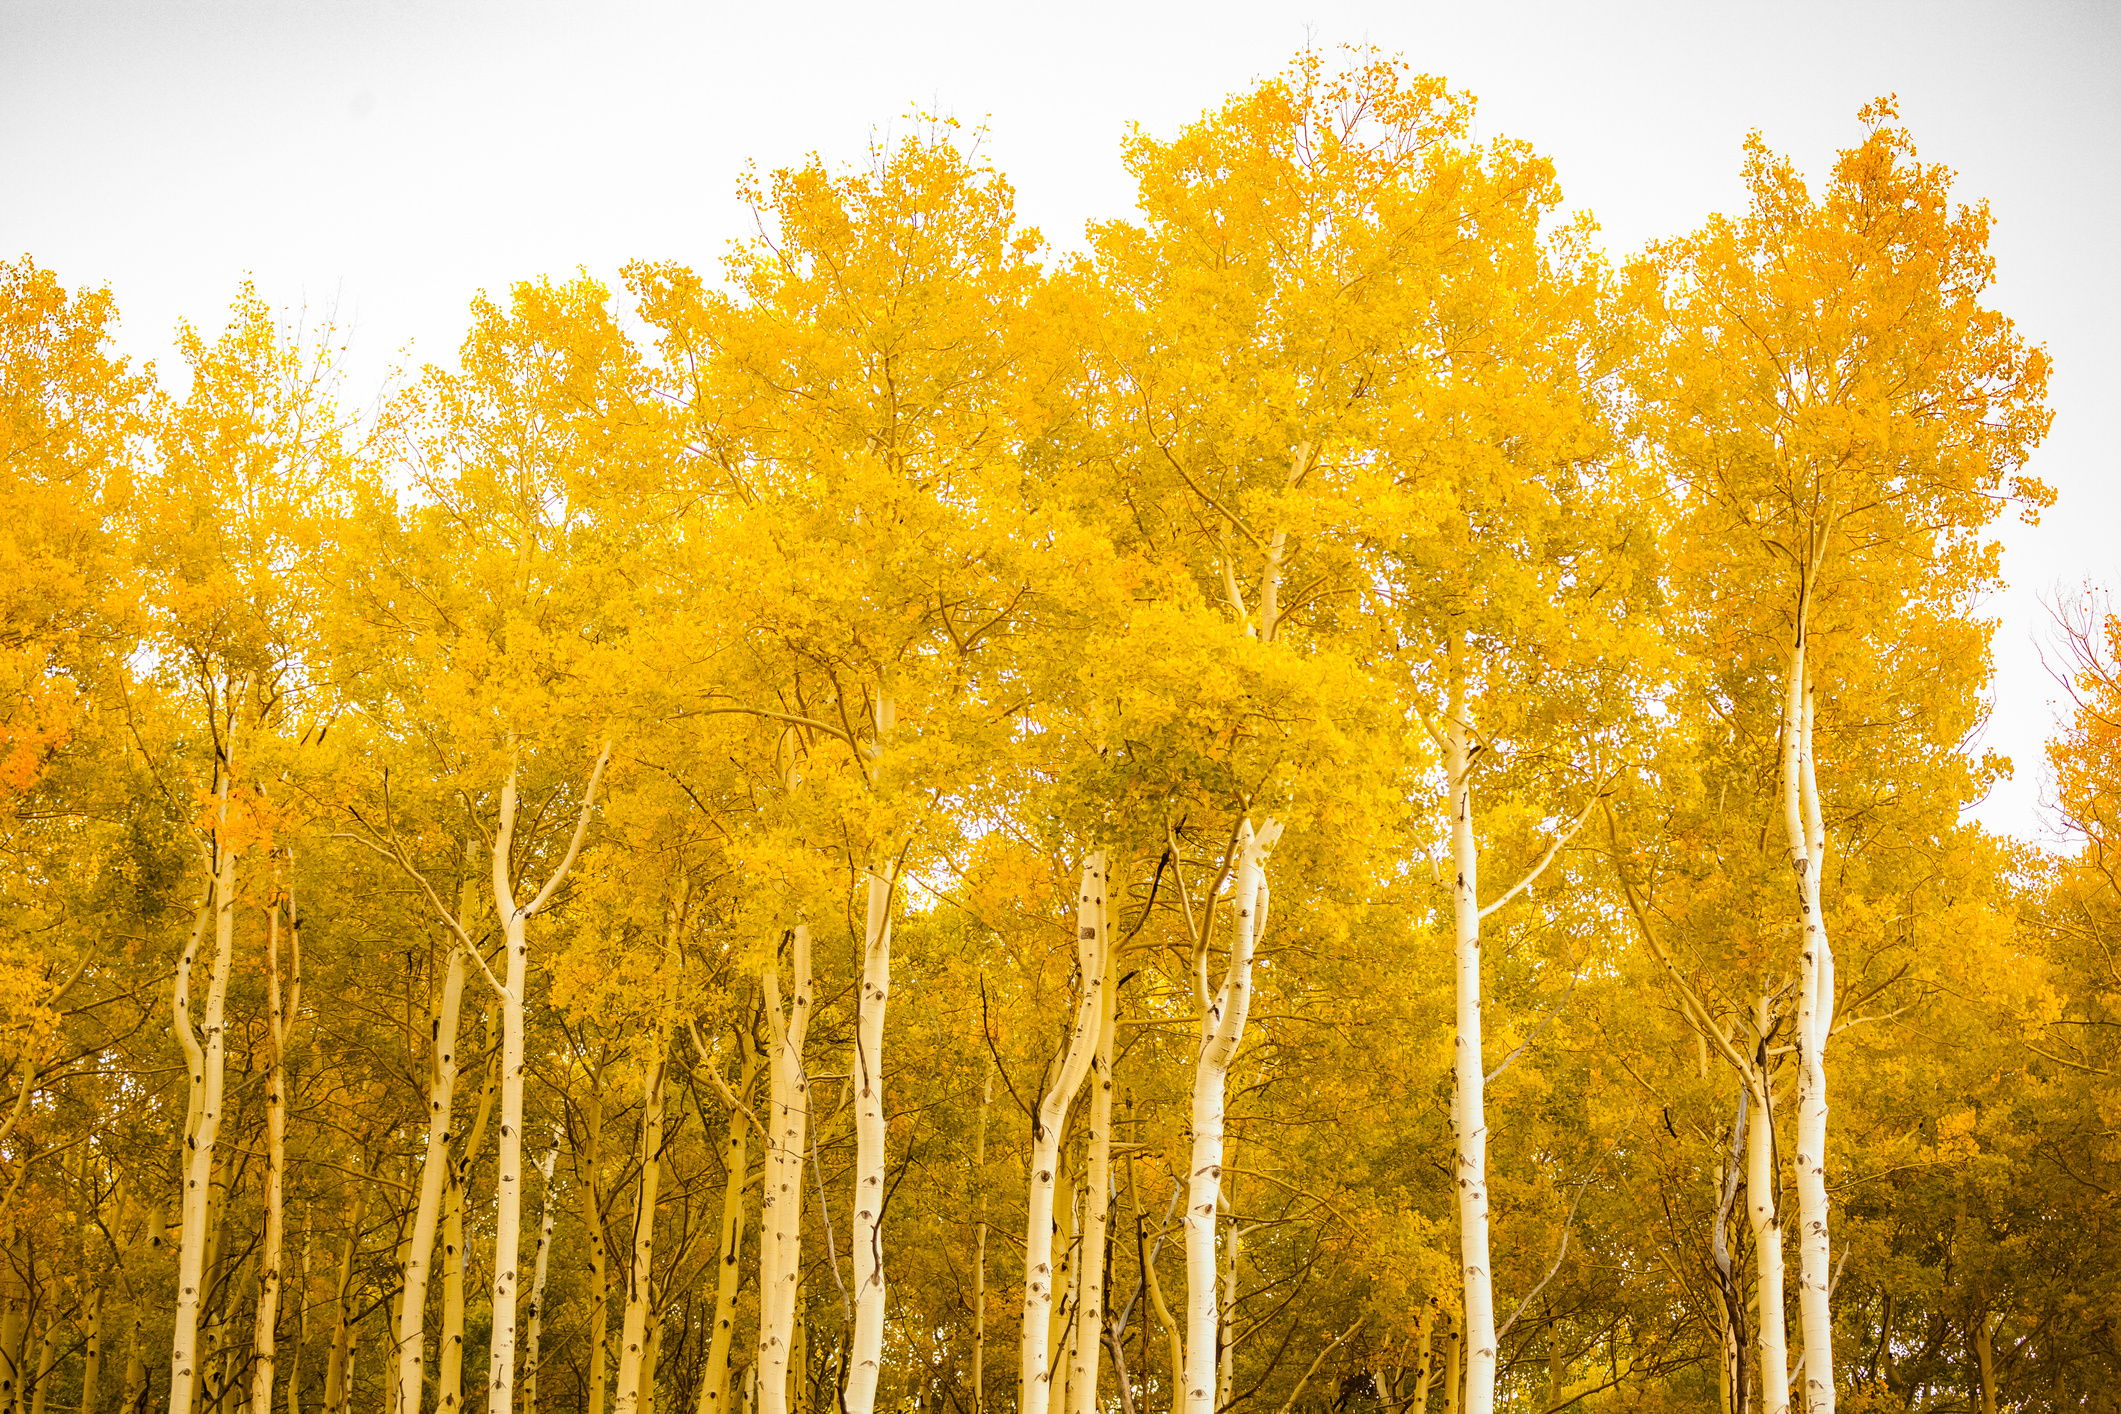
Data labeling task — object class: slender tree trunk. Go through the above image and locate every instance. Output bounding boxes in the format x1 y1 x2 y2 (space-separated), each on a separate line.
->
1788 680 1835 1414
698 1036 758 1414
1049 1171 1077 1414
1182 822 1278 1414
843 869 893 1414
172 708 243 1414
485 743 610 1414
971 1063 992 1414
1069 936 1119 1414
323 1168 369 1414
1438 1321 1460 1414
522 1143 561 1414
27 1313 54 1414
394 937 467 1414
756 926 813 1414
616 889 689 1414
81 1286 103 1414
286 1226 307 1414
252 882 301 1414
1972 1308 1998 1414
1021 855 1112 1414
1408 1304 1434 1414
575 1066 613 1414
439 1035 498 1414
1748 997 1789 1414
0 1237 23 1414
1443 647 1497 1414
1215 1190 1238 1412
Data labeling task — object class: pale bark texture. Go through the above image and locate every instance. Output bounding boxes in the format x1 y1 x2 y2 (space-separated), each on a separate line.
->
169 723 241 1414
80 1286 101 1414
574 1065 613 1414
439 1033 500 1414
1748 997 1790 1414
756 925 814 1414
323 1165 370 1414
393 936 469 1414
1182 820 1280 1414
522 1141 562 1413
614 889 689 1414
843 868 894 1414
1067 933 1119 1414
1442 651 1498 1414
1019 854 1111 1414
485 742 610 1414
250 880 301 1414
971 1062 993 1414
697 1033 758 1414
1788 678 1836 1414
1408 1303 1434 1414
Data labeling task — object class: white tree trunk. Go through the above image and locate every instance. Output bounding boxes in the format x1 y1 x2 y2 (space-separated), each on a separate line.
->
1182 820 1279 1414
522 1142 562 1414
1020 855 1112 1414
394 945 467 1414
170 729 241 1414
615 891 688 1414
485 742 609 1414
1443 661 1498 1414
757 926 814 1414
697 1038 758 1414
972 1062 993 1414
1068 935 1119 1414
1790 682 1835 1414
251 881 301 1414
1749 997 1790 1414
844 869 894 1414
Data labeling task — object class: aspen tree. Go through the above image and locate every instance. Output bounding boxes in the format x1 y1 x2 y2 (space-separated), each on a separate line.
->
844 867 894 1414
522 1141 561 1414
1021 856 1111 1414
249 872 300 1414
1182 820 1280 1414
756 926 814 1414
614 881 691 1414
1635 102 2053 1411
390 859 481 1414
695 1019 761 1414
1067 930 1120 1414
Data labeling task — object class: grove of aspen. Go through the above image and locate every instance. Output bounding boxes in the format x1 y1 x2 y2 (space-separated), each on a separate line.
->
5 46 2116 1414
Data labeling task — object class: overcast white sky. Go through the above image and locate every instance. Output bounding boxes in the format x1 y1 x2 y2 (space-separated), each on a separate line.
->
4 0 2115 841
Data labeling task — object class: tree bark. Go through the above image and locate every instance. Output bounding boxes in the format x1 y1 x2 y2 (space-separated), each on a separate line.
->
1020 855 1111 1414
251 877 301 1414
522 1141 562 1414
1408 1303 1434 1414
1069 936 1119 1414
1746 998 1788 1414
485 742 611 1414
697 1030 760 1414
1182 821 1279 1414
1788 680 1835 1414
394 929 469 1414
843 868 893 1414
80 1286 102 1414
574 1060 613 1414
756 926 814 1414
323 1167 371 1414
615 887 690 1414
171 697 242 1414
1443 645 1497 1414
439 1030 499 1414
971 1062 992 1414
